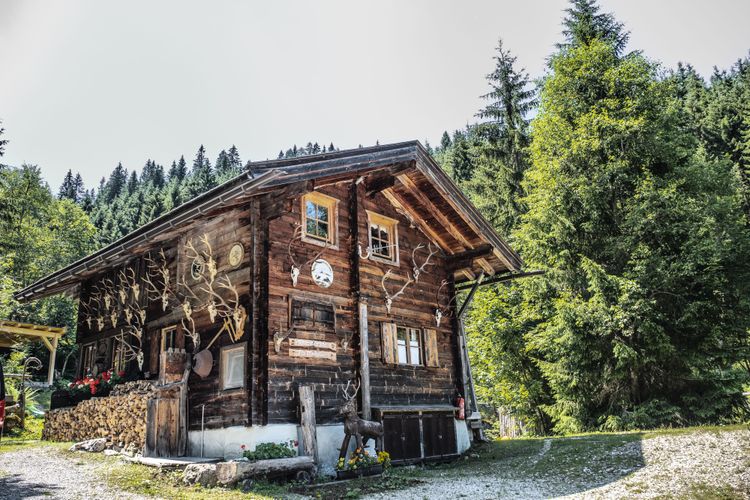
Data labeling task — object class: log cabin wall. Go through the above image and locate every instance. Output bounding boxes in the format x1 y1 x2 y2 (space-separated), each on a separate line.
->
177 206 253 431
265 178 459 424
75 205 255 431
357 183 458 409
266 183 357 425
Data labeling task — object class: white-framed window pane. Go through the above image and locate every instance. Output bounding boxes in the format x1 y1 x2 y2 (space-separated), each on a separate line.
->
409 329 421 365
396 327 408 364
222 345 245 390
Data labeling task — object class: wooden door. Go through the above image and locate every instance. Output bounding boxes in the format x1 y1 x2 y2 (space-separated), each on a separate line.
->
422 412 457 458
145 397 180 457
382 413 422 462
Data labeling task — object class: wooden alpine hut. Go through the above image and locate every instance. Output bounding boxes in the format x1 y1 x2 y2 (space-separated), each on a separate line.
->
15 141 524 472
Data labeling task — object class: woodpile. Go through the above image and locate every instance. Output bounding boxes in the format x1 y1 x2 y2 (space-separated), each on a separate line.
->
43 381 156 451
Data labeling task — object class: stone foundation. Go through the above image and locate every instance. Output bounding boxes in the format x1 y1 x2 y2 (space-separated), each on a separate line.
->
43 380 155 450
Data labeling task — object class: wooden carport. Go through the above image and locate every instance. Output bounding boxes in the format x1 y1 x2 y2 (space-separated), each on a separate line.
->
0 321 66 385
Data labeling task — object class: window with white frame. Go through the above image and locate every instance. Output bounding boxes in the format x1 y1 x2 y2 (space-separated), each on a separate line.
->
396 326 421 366
367 211 399 264
220 342 246 390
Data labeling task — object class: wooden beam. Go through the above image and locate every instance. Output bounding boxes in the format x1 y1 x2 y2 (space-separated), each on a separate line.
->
359 300 371 420
446 244 493 271
299 385 318 463
476 258 496 276
397 173 476 250
0 324 64 339
47 336 58 385
382 188 455 253
364 175 395 197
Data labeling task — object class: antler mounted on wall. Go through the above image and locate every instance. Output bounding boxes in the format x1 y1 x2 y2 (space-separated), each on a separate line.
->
435 279 457 327
381 269 413 314
273 321 295 354
287 222 329 287
380 241 439 314
411 243 437 282
144 249 173 312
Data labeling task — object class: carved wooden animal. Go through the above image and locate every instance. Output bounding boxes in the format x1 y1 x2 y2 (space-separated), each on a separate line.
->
338 380 383 459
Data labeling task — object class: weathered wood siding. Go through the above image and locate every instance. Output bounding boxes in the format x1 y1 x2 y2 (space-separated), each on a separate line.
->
265 180 459 424
359 185 458 409
266 183 357 424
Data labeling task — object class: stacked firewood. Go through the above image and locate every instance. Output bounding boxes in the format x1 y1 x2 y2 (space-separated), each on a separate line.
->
43 381 156 451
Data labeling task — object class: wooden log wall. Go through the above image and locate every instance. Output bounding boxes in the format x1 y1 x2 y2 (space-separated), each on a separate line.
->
265 180 459 424
179 206 254 431
76 205 255 432
266 182 357 424
359 184 458 409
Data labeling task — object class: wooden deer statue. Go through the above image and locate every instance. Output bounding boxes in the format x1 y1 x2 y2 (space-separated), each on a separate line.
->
338 379 384 459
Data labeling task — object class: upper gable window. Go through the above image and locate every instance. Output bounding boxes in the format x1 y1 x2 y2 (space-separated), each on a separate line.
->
302 192 338 246
367 211 399 264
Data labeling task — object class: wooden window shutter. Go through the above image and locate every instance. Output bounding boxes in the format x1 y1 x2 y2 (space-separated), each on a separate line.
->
381 322 397 364
423 328 439 367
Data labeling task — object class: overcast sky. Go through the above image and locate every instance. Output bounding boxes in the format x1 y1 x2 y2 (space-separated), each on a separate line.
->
1 0 748 190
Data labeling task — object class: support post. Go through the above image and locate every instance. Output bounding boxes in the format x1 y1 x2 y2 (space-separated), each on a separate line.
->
47 336 58 386
359 300 371 420
299 385 318 464
457 272 485 441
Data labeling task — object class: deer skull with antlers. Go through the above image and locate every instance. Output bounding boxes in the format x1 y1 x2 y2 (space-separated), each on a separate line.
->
381 269 413 314
287 222 329 287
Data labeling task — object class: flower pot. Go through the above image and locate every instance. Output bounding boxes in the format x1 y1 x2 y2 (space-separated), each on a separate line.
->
336 463 383 480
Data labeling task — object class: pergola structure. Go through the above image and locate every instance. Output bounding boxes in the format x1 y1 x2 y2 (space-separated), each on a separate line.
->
0 321 66 385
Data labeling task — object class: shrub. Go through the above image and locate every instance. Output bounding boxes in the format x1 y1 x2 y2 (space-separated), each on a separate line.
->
241 441 296 461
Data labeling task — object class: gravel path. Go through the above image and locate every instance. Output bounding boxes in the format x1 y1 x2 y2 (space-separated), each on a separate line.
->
364 429 750 500
0 444 148 500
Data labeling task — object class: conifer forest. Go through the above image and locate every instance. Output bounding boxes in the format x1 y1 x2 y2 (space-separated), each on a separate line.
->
2 0 749 435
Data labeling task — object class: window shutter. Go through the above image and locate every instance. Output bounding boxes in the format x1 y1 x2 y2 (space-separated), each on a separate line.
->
423 328 439 367
381 322 397 364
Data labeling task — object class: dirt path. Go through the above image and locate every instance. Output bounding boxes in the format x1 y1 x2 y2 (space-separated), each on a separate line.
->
364 429 750 499
0 444 148 500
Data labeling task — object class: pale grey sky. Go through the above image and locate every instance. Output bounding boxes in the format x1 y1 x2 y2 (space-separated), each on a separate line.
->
1 0 748 190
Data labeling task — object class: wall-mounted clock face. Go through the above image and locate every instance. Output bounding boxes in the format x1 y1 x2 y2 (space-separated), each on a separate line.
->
228 243 244 268
311 259 334 288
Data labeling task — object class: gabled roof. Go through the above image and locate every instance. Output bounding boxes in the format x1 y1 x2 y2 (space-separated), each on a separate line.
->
14 141 522 302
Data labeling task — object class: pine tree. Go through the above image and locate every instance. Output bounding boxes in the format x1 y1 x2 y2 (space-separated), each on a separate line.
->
126 170 139 195
558 0 629 55
180 145 216 199
58 170 76 201
278 150 285 159
469 38 535 236
516 37 750 432
440 131 452 151
168 156 188 182
102 163 127 203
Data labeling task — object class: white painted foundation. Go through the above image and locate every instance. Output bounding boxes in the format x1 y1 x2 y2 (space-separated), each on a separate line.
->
189 418 471 475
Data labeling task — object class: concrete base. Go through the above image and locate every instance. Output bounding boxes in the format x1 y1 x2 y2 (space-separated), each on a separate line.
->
190 418 469 475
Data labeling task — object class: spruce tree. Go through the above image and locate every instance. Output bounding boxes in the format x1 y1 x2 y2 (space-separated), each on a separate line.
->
558 0 629 55
470 38 535 236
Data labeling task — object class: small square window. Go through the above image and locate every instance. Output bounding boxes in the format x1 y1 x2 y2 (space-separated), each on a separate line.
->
367 211 399 264
302 192 338 246
221 343 246 390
